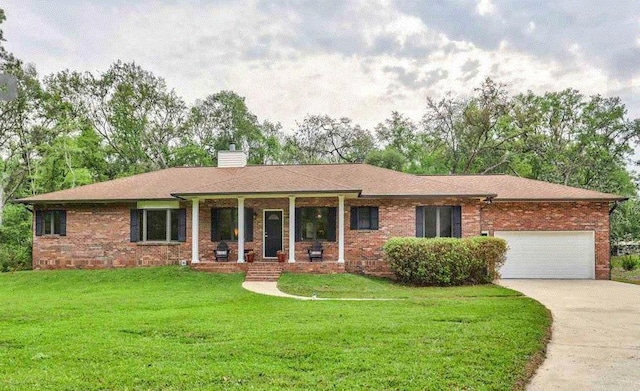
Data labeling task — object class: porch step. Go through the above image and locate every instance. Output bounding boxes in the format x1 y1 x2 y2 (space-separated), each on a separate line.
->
245 263 283 282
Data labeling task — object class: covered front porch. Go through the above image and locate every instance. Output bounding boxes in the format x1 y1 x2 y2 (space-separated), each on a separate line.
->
183 192 358 265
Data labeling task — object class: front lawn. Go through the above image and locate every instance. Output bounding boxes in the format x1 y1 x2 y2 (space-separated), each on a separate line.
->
278 272 519 299
611 256 640 285
0 268 549 390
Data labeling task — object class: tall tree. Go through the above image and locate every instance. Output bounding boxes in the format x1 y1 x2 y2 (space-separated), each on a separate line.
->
421 78 517 174
512 90 639 194
179 91 281 165
0 58 51 224
53 62 187 177
284 115 375 164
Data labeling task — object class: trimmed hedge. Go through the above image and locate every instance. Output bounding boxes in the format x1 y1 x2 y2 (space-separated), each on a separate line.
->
383 237 507 286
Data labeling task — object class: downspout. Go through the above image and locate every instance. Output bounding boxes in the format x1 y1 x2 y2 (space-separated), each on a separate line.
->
479 196 494 236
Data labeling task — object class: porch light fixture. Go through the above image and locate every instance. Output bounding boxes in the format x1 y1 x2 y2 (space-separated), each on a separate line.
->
234 228 239 237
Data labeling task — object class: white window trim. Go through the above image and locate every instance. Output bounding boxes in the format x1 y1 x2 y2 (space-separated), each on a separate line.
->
44 211 60 235
424 206 452 238
141 209 175 242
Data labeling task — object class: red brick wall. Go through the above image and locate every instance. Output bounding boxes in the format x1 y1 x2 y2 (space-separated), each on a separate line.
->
31 198 611 280
33 204 187 269
32 197 482 269
481 202 611 279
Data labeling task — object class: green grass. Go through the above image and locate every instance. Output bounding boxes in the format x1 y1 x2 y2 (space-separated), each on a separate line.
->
278 272 519 299
0 268 550 390
611 256 640 285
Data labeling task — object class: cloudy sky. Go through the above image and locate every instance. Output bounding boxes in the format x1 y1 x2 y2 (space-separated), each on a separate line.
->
2 0 640 129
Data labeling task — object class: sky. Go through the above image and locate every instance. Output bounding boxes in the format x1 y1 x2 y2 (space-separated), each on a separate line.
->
2 0 640 131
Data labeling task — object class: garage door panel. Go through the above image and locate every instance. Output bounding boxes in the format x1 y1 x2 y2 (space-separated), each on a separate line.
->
495 231 595 279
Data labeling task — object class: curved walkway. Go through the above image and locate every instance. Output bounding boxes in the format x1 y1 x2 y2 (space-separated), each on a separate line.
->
498 279 640 391
242 281 397 301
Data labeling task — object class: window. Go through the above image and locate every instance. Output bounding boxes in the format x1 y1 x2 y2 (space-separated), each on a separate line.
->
211 208 253 242
417 206 461 238
214 208 238 241
130 209 186 242
295 207 336 241
36 210 66 236
350 206 379 230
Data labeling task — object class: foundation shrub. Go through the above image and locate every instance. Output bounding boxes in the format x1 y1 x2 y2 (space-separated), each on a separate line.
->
383 237 507 286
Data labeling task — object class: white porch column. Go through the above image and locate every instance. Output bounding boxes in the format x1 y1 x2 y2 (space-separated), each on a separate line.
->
288 196 296 263
191 198 199 264
237 197 245 263
338 195 345 263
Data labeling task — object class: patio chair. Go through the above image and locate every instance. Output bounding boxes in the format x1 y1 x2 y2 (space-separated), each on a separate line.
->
215 241 231 262
307 241 324 262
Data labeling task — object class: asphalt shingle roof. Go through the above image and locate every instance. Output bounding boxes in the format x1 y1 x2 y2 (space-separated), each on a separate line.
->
16 164 625 203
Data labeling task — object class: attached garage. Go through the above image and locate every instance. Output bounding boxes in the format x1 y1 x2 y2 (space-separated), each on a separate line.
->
495 231 595 279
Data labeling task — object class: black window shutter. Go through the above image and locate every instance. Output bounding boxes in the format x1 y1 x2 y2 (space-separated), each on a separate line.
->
350 207 358 230
370 207 379 230
452 206 462 238
177 208 187 242
59 211 67 236
211 208 218 241
35 210 44 236
295 208 302 242
416 207 424 237
245 208 253 242
327 207 337 242
130 209 139 242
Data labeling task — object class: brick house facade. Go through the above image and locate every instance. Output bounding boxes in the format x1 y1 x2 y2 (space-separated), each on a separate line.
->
21 156 624 280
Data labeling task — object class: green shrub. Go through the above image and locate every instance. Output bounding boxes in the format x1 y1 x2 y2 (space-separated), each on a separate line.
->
620 255 638 271
0 204 33 272
383 236 507 286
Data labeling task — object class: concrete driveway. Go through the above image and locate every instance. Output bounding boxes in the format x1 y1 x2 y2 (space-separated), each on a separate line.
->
498 280 640 390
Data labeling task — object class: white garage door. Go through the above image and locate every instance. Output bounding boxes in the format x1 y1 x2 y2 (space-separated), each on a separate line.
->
494 231 595 279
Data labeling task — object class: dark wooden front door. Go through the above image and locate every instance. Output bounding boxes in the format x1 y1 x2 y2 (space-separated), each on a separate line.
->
264 211 283 258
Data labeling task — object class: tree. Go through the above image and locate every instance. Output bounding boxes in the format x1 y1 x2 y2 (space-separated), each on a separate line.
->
511 90 639 194
179 91 281 165
365 148 407 171
52 62 187 177
421 78 517 174
284 115 375 163
0 58 51 224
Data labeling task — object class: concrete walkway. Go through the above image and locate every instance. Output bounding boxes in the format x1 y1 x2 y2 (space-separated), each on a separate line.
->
242 281 315 300
242 281 397 301
498 279 640 391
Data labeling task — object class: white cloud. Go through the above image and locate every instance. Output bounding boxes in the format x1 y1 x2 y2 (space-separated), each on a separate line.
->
476 0 496 16
525 21 536 34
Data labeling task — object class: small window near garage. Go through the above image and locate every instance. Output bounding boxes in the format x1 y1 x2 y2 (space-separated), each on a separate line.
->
295 207 337 241
416 206 461 238
350 206 379 230
35 210 67 236
130 209 186 243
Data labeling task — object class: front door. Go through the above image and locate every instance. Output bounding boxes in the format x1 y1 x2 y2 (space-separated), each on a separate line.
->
264 210 283 258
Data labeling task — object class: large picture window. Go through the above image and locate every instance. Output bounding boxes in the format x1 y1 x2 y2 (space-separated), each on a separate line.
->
295 207 336 242
416 206 461 238
211 208 253 242
130 209 186 242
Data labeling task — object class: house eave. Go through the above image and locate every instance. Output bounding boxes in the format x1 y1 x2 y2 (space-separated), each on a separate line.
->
172 190 362 199
358 193 497 199
13 198 178 205
491 197 628 203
